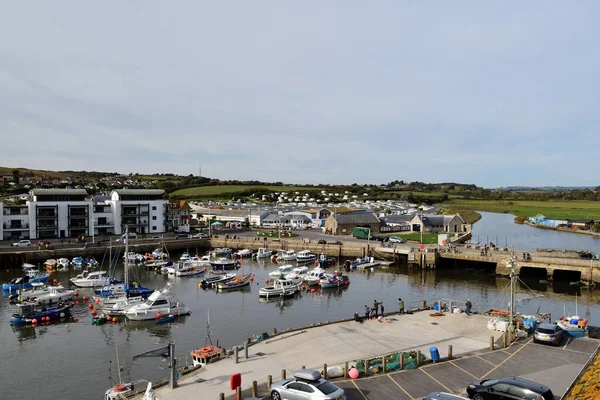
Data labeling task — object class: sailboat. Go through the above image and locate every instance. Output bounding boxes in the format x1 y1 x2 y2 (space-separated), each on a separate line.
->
190 311 223 367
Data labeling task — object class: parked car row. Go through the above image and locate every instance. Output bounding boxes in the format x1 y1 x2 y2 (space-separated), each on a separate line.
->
425 376 554 400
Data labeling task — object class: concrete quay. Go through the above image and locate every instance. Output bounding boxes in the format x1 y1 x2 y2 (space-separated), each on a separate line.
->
156 311 504 400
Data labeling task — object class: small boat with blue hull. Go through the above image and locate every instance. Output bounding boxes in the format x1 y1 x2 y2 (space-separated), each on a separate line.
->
318 254 337 268
318 271 350 289
210 258 240 270
10 302 72 325
3 272 50 292
155 314 176 324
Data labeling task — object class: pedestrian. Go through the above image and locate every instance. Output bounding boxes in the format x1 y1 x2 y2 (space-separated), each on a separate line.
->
380 302 384 317
465 298 472 316
398 298 404 314
354 312 363 324
373 300 378 318
364 304 369 320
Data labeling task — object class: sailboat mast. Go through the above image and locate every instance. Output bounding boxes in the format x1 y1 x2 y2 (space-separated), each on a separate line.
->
124 226 129 290
509 259 516 327
115 345 122 383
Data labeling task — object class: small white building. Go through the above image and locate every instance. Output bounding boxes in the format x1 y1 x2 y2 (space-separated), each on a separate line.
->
106 189 168 235
2 204 30 240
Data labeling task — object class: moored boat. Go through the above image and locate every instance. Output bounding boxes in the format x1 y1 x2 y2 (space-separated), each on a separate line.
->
556 316 588 338
210 257 240 270
174 261 204 277
155 314 176 324
318 271 350 288
216 274 253 291
305 268 326 286
318 254 337 268
200 273 236 289
296 250 316 264
258 278 302 299
10 302 73 325
268 264 294 278
124 288 191 321
70 270 110 288
252 248 272 260
3 268 50 291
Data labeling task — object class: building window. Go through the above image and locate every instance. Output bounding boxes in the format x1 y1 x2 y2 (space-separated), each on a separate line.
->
152 206 156 211
152 226 157 231
152 216 157 220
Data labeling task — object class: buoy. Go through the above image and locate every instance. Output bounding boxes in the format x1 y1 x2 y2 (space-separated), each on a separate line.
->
198 283 202 288
250 276 254 282
82 296 89 302
310 289 316 293
53 279 58 284
349 367 359 379
75 301 79 305
156 312 162 318
74 291 79 297
32 319 38 325
91 310 97 316
112 317 118 323
203 267 207 272
88 303 94 310
60 313 65 318
265 279 269 284
301 285 306 290
95 299 100 305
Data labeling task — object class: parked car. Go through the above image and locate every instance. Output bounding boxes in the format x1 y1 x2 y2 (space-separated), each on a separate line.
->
190 233 209 239
374 235 389 242
425 393 469 400
328 241 343 245
174 234 188 239
466 376 554 400
270 369 345 400
318 239 327 245
150 235 163 239
389 236 406 244
533 323 565 346
11 240 32 247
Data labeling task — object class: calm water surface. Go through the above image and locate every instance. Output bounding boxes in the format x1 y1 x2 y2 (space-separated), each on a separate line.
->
1 212 598 400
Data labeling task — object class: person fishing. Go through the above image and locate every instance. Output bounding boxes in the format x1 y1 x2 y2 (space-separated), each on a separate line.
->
465 298 472 316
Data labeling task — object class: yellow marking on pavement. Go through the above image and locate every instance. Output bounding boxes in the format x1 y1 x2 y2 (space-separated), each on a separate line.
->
476 355 496 366
386 374 414 400
480 339 532 379
450 361 480 379
351 380 369 400
420 368 453 393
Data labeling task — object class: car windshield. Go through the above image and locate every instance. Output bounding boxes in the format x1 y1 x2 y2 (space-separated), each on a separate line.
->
316 381 339 395
481 379 498 387
537 328 556 334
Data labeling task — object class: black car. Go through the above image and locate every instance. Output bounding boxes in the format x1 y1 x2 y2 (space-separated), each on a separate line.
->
425 393 469 400
318 239 327 244
466 376 553 400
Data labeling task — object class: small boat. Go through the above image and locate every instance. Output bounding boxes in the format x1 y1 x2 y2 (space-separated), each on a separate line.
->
3 268 50 291
10 302 72 325
57 258 71 270
252 248 272 260
8 282 49 303
269 264 294 278
305 268 326 286
557 316 588 338
104 380 152 400
151 247 169 260
259 278 302 299
29 285 74 306
70 270 110 288
281 250 297 261
285 266 309 283
44 259 57 271
296 250 317 264
155 314 176 324
346 256 373 269
318 271 350 289
71 257 85 270
179 252 191 261
190 255 212 268
234 249 252 258
216 274 253 291
175 261 204 277
211 248 233 257
124 288 191 321
200 273 236 289
92 314 109 325
191 311 223 367
210 258 240 270
318 254 337 268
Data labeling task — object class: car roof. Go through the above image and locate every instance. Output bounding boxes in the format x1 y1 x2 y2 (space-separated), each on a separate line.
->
425 393 469 400
537 323 558 329
496 376 550 392
293 369 322 381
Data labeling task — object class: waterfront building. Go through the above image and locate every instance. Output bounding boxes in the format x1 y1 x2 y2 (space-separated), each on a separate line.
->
27 189 92 239
92 195 116 236
166 200 191 232
106 189 168 235
409 213 468 234
323 211 381 235
2 203 30 240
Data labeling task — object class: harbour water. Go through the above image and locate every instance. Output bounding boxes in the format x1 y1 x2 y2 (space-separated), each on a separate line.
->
0 212 598 400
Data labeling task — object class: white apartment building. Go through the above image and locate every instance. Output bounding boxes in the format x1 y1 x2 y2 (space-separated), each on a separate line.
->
2 204 30 240
106 189 168 235
27 189 93 239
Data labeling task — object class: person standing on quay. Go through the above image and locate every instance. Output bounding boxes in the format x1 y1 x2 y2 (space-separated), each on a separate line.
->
465 298 472 316
364 304 370 320
373 300 379 319
398 298 404 314
380 302 384 317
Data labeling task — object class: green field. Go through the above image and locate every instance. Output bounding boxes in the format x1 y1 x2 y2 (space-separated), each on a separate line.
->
170 185 322 198
395 232 442 244
441 199 600 220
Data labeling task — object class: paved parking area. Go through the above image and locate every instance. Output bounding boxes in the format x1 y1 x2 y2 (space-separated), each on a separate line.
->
333 337 599 400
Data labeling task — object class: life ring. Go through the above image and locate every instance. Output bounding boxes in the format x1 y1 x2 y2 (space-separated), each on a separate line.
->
113 383 127 392
201 346 212 353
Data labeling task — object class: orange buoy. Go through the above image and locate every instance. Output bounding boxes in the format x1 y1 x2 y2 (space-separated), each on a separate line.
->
265 279 269 284
203 267 207 272
82 296 89 302
75 301 79 305
310 289 316 293
88 303 94 310
95 299 100 305
112 317 118 323
74 291 79 297
32 319 38 324
301 285 306 290
156 312 162 318
53 279 58 284
91 310 97 316
250 276 254 282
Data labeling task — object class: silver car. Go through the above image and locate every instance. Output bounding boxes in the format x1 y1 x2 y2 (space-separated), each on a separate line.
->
270 369 345 400
533 323 565 346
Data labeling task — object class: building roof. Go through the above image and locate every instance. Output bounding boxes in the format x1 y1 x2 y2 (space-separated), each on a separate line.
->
169 200 190 210
382 215 413 224
31 189 89 196
334 212 380 225
111 189 165 196
571 219 594 223
418 214 465 226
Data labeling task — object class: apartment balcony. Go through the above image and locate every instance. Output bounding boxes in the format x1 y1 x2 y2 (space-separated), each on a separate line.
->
94 222 114 228
38 224 57 230
3 209 28 216
37 213 57 219
4 223 29 230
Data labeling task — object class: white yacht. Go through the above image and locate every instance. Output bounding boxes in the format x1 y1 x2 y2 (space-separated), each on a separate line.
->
286 266 309 283
235 249 252 258
296 250 317 264
175 261 204 277
124 288 191 321
253 248 272 259
268 264 294 278
258 278 302 299
281 250 297 261
190 255 212 268
31 286 74 305
70 270 110 288
305 268 326 286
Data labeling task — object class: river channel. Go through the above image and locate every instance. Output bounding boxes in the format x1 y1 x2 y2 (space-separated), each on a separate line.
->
0 212 598 400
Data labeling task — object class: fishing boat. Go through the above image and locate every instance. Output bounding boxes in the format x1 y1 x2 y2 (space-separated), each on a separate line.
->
281 250 297 261
285 266 309 283
345 256 373 269
124 288 191 321
557 316 588 338
191 311 223 367
10 302 72 325
71 256 85 270
155 314 176 324
234 249 252 258
57 258 70 270
318 271 350 288
211 248 233 257
104 345 156 400
210 257 240 270
296 250 317 264
92 313 109 325
258 278 302 299
45 258 70 271
151 247 169 260
179 252 191 261
70 270 110 288
190 255 212 268
268 264 294 278
3 267 50 291
317 254 337 268
27 285 74 306
305 268 326 286
216 274 253 291
200 273 236 289
175 261 204 277
252 248 272 260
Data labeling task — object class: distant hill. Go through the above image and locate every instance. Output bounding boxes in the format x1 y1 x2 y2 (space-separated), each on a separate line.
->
502 186 597 191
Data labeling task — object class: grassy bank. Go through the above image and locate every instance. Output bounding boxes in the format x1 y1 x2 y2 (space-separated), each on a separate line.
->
396 232 443 244
441 199 600 220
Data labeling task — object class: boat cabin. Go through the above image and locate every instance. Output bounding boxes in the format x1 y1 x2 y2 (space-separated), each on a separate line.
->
190 345 222 367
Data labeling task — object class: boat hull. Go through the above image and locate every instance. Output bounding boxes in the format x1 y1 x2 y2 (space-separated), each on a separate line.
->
10 305 72 325
3 275 50 291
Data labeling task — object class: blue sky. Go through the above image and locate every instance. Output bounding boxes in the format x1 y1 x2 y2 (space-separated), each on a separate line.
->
1 2 599 188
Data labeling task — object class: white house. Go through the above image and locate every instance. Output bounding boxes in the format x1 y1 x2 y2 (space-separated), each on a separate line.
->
28 189 93 239
106 189 168 235
2 203 30 240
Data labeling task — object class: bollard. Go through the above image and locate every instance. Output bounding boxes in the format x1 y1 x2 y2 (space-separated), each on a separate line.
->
400 352 405 369
219 393 224 400
302 365 306 369
421 300 426 310
365 360 370 376
252 381 258 397
281 369 286 380
267 375 272 391
447 345 453 360
323 364 328 379
503 333 508 348
382 356 387 373
490 336 495 351
344 362 349 378
234 346 239 364
220 348 226 358
244 341 249 359
416 351 421 367
236 387 241 399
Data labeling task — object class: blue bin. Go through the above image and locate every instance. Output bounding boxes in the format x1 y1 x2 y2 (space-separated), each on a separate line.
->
433 304 439 311
430 347 440 362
